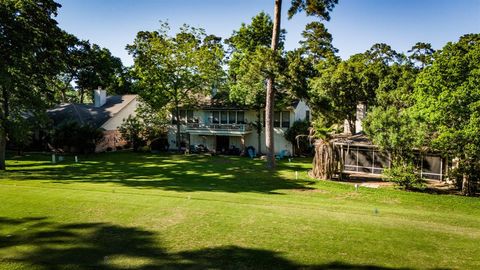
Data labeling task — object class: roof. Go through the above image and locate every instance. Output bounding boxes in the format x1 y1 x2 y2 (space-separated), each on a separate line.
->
47 95 137 129
330 133 376 148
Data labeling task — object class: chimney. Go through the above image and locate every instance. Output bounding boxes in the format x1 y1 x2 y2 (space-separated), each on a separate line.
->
94 87 107 107
355 102 367 133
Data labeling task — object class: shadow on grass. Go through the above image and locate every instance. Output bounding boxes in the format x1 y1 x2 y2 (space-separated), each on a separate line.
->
5 152 315 194
0 217 433 270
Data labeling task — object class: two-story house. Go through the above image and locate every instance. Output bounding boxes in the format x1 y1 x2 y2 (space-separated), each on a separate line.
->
166 98 310 155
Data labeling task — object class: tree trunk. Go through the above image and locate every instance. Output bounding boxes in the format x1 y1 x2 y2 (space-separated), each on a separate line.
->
256 109 262 155
175 103 182 152
461 174 472 196
265 0 282 170
311 139 337 180
0 88 9 170
0 130 6 170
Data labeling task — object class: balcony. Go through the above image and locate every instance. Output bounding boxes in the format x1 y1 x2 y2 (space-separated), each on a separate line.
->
185 123 253 136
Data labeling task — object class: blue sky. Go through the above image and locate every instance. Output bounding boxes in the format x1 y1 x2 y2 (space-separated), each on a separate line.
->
56 0 480 66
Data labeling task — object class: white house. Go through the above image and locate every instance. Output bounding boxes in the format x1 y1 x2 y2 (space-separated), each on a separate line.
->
166 99 310 155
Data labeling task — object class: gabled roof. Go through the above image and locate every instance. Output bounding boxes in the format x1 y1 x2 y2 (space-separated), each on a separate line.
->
47 95 137 129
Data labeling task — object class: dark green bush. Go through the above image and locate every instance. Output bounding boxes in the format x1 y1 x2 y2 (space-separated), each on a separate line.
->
383 161 425 190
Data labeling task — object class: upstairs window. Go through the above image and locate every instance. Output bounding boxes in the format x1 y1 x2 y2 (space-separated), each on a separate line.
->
274 112 281 127
220 111 228 124
228 111 236 124
237 111 245 124
212 111 219 124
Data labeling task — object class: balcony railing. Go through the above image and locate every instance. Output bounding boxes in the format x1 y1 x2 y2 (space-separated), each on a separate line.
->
186 123 252 133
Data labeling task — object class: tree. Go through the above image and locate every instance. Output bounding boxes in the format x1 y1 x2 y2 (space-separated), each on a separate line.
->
0 0 72 170
119 100 169 151
227 12 284 155
264 0 338 169
76 43 124 103
408 42 435 68
127 22 225 149
411 34 480 196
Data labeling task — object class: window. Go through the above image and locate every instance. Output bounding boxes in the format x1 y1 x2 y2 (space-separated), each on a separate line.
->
237 111 245 124
228 111 236 124
306 110 310 122
212 111 219 124
187 110 194 123
281 111 290 128
274 111 280 127
220 111 228 124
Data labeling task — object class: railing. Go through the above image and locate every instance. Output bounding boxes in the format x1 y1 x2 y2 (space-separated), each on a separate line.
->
186 123 252 132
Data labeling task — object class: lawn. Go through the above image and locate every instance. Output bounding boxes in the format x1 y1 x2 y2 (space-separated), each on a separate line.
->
0 152 479 269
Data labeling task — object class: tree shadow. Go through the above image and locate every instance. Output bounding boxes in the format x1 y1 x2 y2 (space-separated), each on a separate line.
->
0 217 437 270
5 152 315 194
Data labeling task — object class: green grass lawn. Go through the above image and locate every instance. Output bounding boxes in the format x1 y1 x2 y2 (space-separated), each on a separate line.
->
0 152 479 269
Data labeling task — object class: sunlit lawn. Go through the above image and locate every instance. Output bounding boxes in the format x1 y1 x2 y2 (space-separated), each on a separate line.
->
0 152 479 269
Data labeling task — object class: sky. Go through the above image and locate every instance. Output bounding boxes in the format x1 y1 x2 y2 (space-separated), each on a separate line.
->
56 0 480 66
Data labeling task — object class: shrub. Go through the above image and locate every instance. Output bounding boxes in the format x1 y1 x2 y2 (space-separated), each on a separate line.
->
383 161 425 190
53 121 103 154
284 120 311 156
118 115 145 151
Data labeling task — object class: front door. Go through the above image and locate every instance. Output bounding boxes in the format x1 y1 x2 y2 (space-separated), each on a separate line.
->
216 136 229 153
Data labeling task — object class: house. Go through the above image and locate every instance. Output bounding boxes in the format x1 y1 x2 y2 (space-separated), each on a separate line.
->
47 88 138 152
166 96 311 155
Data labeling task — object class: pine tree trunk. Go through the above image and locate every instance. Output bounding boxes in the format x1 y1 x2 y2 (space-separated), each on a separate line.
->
265 0 282 169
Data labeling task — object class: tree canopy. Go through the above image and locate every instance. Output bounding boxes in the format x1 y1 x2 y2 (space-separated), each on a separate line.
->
127 22 225 147
0 0 73 170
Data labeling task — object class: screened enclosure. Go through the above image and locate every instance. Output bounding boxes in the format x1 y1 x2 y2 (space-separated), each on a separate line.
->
336 144 445 181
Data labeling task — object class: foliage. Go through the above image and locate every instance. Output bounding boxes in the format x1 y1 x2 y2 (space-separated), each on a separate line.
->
411 34 480 195
7 116 33 155
363 63 423 165
0 0 74 169
119 101 169 151
408 42 435 68
309 54 377 133
284 120 310 155
127 22 225 147
119 115 145 151
52 121 103 154
75 42 125 103
227 12 285 154
383 161 425 190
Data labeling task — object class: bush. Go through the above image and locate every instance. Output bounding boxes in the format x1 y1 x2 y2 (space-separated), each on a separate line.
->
119 116 145 151
53 121 103 154
383 161 425 190
285 120 311 156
